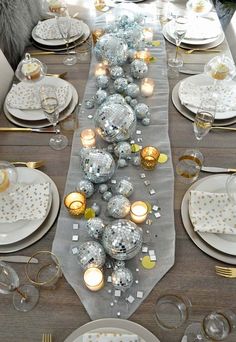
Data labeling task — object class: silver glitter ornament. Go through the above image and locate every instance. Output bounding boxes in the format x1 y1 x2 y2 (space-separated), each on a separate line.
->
99 183 109 194
96 75 110 89
76 179 94 198
77 241 106 269
130 99 138 108
126 83 140 98
117 159 128 168
107 144 114 153
102 191 113 201
124 27 145 50
114 260 125 269
131 155 141 166
142 117 151 126
114 142 131 159
81 149 116 184
135 103 149 119
130 60 148 79
125 96 131 104
115 179 134 197
105 94 125 105
91 202 101 216
95 89 108 106
114 77 128 93
85 98 95 109
107 195 130 218
94 103 136 142
87 217 105 239
102 219 143 260
110 66 124 79
111 267 133 291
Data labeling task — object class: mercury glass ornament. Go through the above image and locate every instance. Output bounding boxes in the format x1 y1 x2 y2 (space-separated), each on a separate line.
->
96 75 110 89
94 103 136 142
107 195 130 218
126 83 140 98
114 77 128 93
87 217 105 239
99 183 109 194
117 159 128 168
76 179 95 198
85 98 95 109
114 142 131 159
110 66 124 79
77 241 106 269
107 144 114 153
102 219 143 260
94 34 128 66
102 191 113 201
111 267 133 291
127 49 136 63
131 155 141 166
105 94 125 105
124 27 145 50
142 117 151 126
135 103 149 119
95 89 107 106
81 149 116 184
130 60 148 79
130 99 138 108
91 202 101 216
114 260 125 270
125 96 131 104
115 179 134 197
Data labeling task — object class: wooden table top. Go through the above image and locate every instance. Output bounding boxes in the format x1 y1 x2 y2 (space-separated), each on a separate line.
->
1 1 236 341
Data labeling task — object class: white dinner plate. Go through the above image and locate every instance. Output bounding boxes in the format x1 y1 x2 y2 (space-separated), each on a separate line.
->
6 77 73 121
184 174 236 256
64 319 160 342
178 74 236 120
0 168 52 245
32 18 83 47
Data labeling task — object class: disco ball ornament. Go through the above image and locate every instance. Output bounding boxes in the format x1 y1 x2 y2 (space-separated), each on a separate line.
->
98 183 109 194
111 267 133 291
125 96 131 104
95 89 107 106
130 99 138 108
91 202 101 216
96 75 110 89
115 179 134 197
87 217 105 239
107 144 114 153
117 159 128 168
124 27 145 50
130 60 148 79
114 260 125 270
102 191 113 201
114 77 128 93
127 49 136 63
77 241 106 269
107 195 130 218
126 83 140 98
142 117 151 126
131 155 141 166
94 34 128 66
105 94 125 105
110 66 124 79
94 103 136 142
135 103 149 119
85 98 95 109
114 142 131 159
102 219 143 260
81 149 116 184
76 179 94 198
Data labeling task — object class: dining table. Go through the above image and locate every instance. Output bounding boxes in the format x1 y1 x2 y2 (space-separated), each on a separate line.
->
1 0 236 341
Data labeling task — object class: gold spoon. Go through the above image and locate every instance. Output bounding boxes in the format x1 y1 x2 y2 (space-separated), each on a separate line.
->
211 126 236 131
11 161 45 169
184 49 222 54
46 72 67 78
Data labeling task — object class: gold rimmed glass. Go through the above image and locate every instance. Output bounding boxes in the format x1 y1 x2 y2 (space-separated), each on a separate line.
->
168 16 188 69
176 149 204 183
140 146 160 170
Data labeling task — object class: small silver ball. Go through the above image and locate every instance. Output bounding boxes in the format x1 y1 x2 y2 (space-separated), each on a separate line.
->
126 83 140 98
107 195 130 218
135 103 149 120
131 155 141 166
99 183 109 194
114 260 125 270
85 99 95 109
76 179 95 198
115 179 134 197
142 117 151 126
114 142 131 159
95 89 108 105
91 202 101 216
87 217 105 239
130 60 148 79
77 241 106 269
110 66 124 79
125 96 132 104
103 191 113 201
96 75 110 89
111 267 133 291
107 144 114 153
117 159 128 168
130 99 138 108
114 77 128 93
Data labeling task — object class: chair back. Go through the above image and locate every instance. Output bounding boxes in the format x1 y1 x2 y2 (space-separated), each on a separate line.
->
0 49 14 111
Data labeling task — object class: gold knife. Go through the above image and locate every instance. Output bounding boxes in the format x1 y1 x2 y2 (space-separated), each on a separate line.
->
0 256 38 263
201 166 236 173
0 127 56 133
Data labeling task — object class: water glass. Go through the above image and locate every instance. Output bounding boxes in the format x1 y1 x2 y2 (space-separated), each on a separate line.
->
168 16 188 68
176 149 204 183
193 99 216 141
56 15 77 65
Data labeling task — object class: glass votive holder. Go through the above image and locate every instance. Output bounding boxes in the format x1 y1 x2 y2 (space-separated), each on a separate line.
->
64 192 86 216
143 28 154 43
135 49 151 63
94 63 107 77
92 28 105 44
80 129 96 148
140 146 160 170
130 201 148 224
141 78 155 97
176 149 204 184
84 267 104 292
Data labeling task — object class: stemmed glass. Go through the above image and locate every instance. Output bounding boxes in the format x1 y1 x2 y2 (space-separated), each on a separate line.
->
0 261 39 312
193 99 216 141
186 0 212 18
56 14 77 66
168 16 188 68
40 85 68 150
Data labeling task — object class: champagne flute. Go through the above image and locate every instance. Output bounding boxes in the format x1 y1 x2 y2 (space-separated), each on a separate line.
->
40 85 68 150
193 99 216 141
168 16 188 68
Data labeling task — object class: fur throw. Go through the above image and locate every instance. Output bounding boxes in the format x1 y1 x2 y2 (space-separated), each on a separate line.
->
0 0 43 69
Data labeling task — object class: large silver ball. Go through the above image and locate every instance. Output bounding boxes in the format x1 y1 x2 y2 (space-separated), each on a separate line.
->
115 179 134 197
77 241 106 269
107 195 130 218
94 103 136 142
81 148 116 184
102 219 143 260
130 60 148 79
110 66 124 79
111 267 133 292
114 142 131 159
126 83 140 98
105 94 125 105
87 217 105 239
135 103 149 119
76 179 94 198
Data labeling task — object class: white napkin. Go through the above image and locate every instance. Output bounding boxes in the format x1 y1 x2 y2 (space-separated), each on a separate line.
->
189 190 236 235
179 80 236 113
7 83 69 110
184 20 221 40
35 18 82 40
0 182 50 223
82 332 140 342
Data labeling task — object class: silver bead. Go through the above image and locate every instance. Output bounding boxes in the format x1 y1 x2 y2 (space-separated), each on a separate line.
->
111 267 133 292
114 77 128 93
135 103 149 120
130 99 138 108
99 183 109 194
102 191 113 201
126 75 134 83
131 155 141 166
95 89 108 106
130 60 148 79
77 241 106 269
109 66 124 79
107 195 130 218
126 83 140 98
76 179 94 198
115 179 134 197
107 144 114 153
142 117 151 126
87 217 105 239
125 96 132 104
114 260 126 269
91 202 101 216
117 159 128 168
96 75 110 89
114 142 131 159
85 98 95 109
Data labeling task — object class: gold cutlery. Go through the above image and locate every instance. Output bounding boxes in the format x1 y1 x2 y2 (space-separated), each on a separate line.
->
0 127 56 133
184 49 221 54
42 333 52 342
0 256 38 264
215 266 236 278
46 72 67 78
201 166 236 173
31 51 76 56
211 126 236 132
12 160 44 169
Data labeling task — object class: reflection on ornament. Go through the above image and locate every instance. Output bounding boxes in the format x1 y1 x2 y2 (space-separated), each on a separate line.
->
115 179 134 197
135 103 149 119
114 77 128 93
77 241 106 269
109 66 124 79
95 89 107 105
114 142 131 159
96 75 110 89
105 94 125 105
126 83 140 98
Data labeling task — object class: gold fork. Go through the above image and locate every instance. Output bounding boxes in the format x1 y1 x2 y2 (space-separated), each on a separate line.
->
11 160 44 169
42 333 52 342
46 72 67 79
184 49 222 54
215 266 236 278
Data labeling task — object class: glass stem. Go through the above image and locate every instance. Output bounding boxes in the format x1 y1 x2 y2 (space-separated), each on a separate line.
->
175 43 180 62
15 287 27 300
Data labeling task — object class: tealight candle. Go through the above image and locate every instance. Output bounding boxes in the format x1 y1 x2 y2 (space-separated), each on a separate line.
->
84 267 104 291
135 49 151 63
64 192 86 216
92 28 105 44
94 63 107 76
143 28 154 43
140 146 160 170
0 170 9 192
130 201 148 223
141 78 155 97
94 0 107 11
80 129 96 148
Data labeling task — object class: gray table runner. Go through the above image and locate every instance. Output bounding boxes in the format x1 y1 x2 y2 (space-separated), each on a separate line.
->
53 6 175 320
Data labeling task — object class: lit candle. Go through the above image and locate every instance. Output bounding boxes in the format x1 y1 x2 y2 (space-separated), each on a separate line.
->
141 78 155 97
92 28 105 44
135 49 151 63
95 63 107 76
0 170 9 192
84 267 104 291
64 192 86 216
80 129 96 148
130 201 148 223
94 0 107 11
106 13 115 25
143 28 154 43
140 146 160 170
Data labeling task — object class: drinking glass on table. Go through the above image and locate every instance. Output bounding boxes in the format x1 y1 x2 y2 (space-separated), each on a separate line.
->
40 85 68 150
186 0 212 19
168 16 188 68
193 99 216 141
176 149 204 183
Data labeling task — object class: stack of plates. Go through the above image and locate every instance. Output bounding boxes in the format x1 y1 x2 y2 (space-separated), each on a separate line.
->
4 76 78 128
32 18 91 52
181 174 236 264
0 167 60 253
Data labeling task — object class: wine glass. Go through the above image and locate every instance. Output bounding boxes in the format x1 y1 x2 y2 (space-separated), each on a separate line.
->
0 261 39 312
40 84 68 150
47 0 68 15
168 16 188 68
193 99 216 141
56 14 77 66
185 310 236 341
